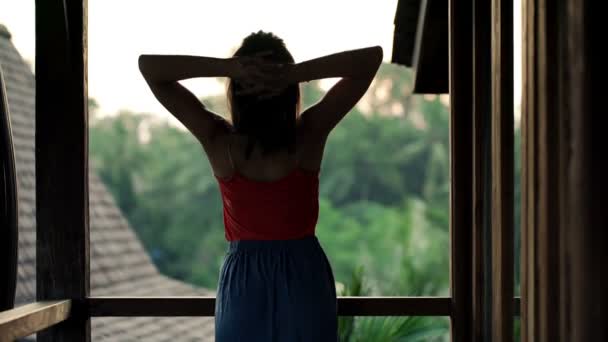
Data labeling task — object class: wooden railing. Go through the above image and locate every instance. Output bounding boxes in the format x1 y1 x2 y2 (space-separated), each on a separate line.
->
0 296 520 340
87 296 452 317
0 297 450 341
0 300 71 342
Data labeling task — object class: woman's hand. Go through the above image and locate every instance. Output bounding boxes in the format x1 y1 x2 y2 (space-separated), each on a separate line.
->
231 54 295 99
231 54 267 83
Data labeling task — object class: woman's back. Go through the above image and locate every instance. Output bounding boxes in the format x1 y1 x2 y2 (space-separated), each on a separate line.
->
215 133 321 241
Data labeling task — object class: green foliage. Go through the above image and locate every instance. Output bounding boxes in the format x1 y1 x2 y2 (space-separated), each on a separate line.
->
514 317 521 341
337 267 449 341
316 198 448 296
337 266 364 341
352 316 448 342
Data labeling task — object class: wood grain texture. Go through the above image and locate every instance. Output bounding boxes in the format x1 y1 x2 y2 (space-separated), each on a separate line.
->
0 300 71 342
472 0 492 339
35 0 89 340
448 0 474 340
561 0 606 340
536 1 560 341
521 0 536 339
522 0 561 341
522 0 606 340
490 0 515 341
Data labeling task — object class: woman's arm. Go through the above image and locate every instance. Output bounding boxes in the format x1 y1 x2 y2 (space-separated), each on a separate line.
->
292 46 383 137
290 46 383 83
138 55 247 149
139 55 239 83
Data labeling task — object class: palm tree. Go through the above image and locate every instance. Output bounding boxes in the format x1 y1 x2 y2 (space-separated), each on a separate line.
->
338 266 449 342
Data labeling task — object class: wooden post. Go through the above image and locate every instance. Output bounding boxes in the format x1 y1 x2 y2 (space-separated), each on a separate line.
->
449 0 473 340
521 0 559 340
490 0 514 340
0 61 19 313
559 0 605 341
472 0 492 339
35 0 89 341
520 0 535 338
522 0 605 341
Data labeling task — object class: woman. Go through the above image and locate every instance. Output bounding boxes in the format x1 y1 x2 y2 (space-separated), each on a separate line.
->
139 31 382 341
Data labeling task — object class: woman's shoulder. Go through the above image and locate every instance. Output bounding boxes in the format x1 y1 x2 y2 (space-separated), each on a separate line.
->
295 120 326 171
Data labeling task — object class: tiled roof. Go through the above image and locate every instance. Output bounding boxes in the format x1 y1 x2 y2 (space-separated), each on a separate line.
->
0 23 215 341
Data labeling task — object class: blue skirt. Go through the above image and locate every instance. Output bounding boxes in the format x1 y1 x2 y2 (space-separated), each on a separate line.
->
215 235 338 342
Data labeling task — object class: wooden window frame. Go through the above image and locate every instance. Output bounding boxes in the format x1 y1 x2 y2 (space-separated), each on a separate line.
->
0 0 518 341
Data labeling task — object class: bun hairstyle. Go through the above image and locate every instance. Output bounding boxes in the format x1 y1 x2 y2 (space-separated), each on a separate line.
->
227 31 301 159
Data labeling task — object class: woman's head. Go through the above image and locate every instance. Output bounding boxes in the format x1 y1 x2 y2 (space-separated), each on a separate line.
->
227 31 300 158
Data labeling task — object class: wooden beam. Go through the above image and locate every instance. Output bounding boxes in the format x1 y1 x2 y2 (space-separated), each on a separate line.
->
521 0 559 340
535 2 561 341
338 297 451 316
490 0 514 340
412 0 449 93
391 0 423 67
517 2 608 340
0 63 18 312
472 0 492 339
0 300 71 342
35 0 89 341
88 296 452 317
88 297 217 317
521 0 606 340
559 0 605 341
449 0 474 339
520 0 535 338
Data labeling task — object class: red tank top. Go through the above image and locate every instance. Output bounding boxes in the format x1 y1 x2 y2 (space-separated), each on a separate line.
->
214 141 320 241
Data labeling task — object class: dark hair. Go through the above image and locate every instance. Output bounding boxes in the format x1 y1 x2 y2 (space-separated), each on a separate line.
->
227 31 301 159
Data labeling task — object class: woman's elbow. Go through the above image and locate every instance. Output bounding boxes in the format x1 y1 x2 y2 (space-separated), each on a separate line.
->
371 46 383 67
365 46 383 75
138 55 161 84
138 55 149 74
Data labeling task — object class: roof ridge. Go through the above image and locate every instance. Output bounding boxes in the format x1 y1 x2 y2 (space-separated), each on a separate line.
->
0 24 11 40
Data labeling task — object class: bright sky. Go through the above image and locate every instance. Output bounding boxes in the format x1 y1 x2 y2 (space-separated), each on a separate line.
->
0 0 521 118
1 0 398 116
